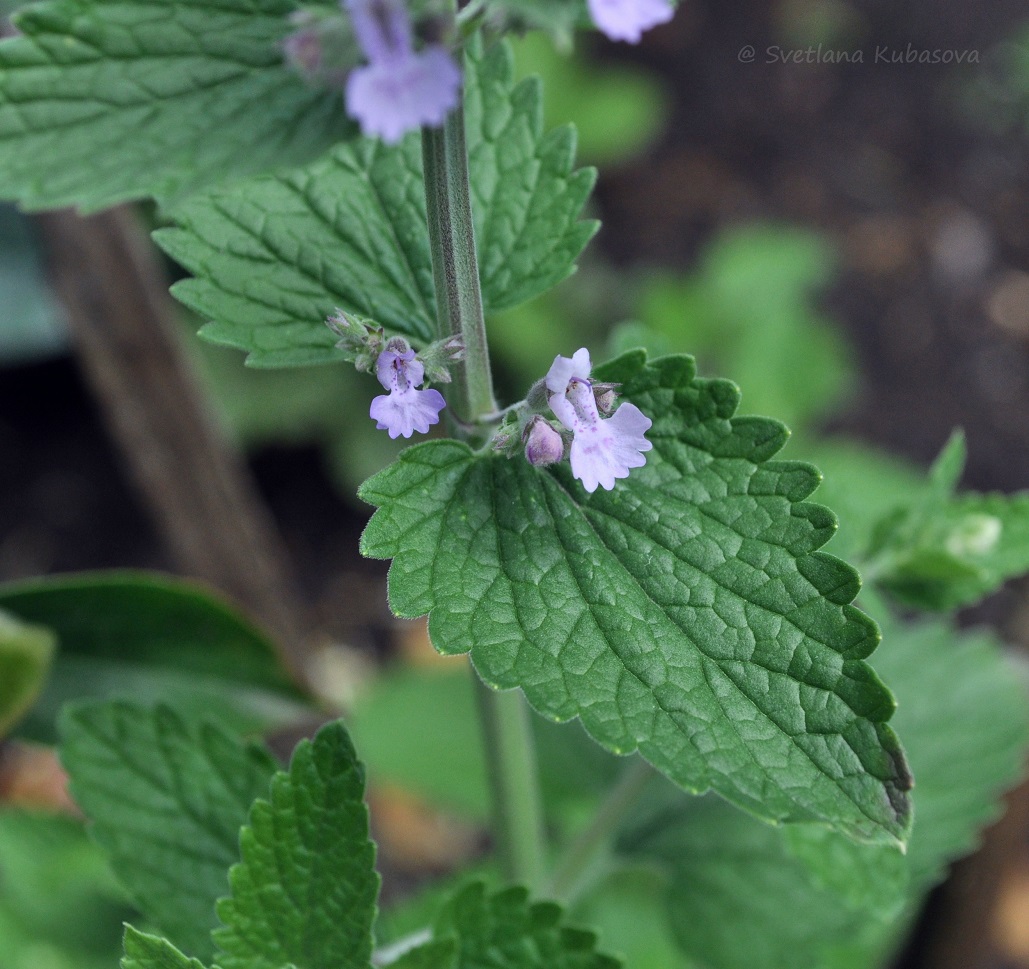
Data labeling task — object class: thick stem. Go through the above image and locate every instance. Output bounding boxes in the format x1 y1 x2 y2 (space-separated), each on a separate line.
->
473 673 547 888
422 110 496 428
422 93 545 886
546 759 653 901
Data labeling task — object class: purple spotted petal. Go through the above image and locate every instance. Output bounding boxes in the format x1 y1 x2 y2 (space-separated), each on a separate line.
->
568 401 653 492
345 45 462 143
370 386 446 439
588 0 675 43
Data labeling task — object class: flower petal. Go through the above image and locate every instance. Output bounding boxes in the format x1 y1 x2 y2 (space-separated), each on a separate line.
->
588 0 675 43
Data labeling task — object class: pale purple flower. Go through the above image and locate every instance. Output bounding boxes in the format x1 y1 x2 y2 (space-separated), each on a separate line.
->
588 0 675 43
370 347 446 439
524 416 565 467
546 349 653 493
344 0 462 143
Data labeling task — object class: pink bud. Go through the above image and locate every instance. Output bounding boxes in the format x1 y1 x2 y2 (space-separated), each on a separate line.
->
524 417 565 467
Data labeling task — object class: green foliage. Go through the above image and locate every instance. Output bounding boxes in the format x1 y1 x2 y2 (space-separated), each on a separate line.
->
617 608 1029 969
625 227 855 433
432 882 621 969
360 351 911 844
122 928 215 969
0 0 351 211
213 720 379 969
0 571 306 741
510 33 669 166
157 39 596 367
59 702 279 960
858 433 1029 609
0 810 129 969
0 607 54 737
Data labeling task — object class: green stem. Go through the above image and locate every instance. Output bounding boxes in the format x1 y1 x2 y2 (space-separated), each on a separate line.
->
422 110 496 429
473 672 547 888
421 93 545 886
546 759 654 901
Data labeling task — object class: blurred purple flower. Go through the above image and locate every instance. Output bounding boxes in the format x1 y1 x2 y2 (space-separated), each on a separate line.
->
546 348 653 493
587 0 675 43
370 346 446 439
344 0 462 143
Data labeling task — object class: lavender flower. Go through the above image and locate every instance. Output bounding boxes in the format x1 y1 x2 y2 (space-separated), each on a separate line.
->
370 345 446 439
546 349 653 493
344 0 462 143
588 0 675 43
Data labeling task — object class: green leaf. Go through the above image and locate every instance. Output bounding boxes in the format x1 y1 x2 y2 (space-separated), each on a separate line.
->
616 607 1029 969
122 928 212 969
464 39 598 312
387 940 458 969
435 882 621 969
59 701 279 960
0 809 129 969
360 351 912 844
214 719 379 969
856 434 1029 610
0 607 55 737
156 38 596 367
0 571 306 742
0 0 351 211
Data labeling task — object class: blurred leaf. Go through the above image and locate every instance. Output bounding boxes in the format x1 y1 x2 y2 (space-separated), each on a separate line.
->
0 608 54 738
60 701 278 960
0 0 352 211
0 571 307 742
857 435 1029 609
615 608 1029 969
122 928 212 969
636 226 854 431
214 720 378 969
571 866 687 969
0 809 129 969
510 33 669 166
432 882 621 969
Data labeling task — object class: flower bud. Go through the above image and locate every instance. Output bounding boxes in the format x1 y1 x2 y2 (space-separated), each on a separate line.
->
523 417 565 467
592 381 620 415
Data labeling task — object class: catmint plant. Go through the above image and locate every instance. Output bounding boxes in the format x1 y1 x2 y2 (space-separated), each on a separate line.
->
0 2 1028 969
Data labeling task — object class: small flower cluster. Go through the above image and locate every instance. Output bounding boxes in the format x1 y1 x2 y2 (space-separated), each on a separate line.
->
522 348 653 492
285 0 677 144
326 311 462 439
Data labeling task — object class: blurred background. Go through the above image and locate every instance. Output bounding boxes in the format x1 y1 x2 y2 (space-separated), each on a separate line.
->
2 0 1029 967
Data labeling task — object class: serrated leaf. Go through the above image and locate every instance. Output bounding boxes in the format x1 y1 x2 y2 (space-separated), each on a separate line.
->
435 882 621 969
616 607 1029 969
156 38 596 367
0 571 305 742
360 351 911 844
465 39 597 311
59 701 278 960
0 607 55 737
0 0 352 211
213 720 379 969
122 928 212 969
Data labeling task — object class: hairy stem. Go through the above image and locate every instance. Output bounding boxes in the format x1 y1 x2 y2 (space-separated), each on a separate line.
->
547 759 654 901
473 672 548 888
422 97 545 886
422 109 496 429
